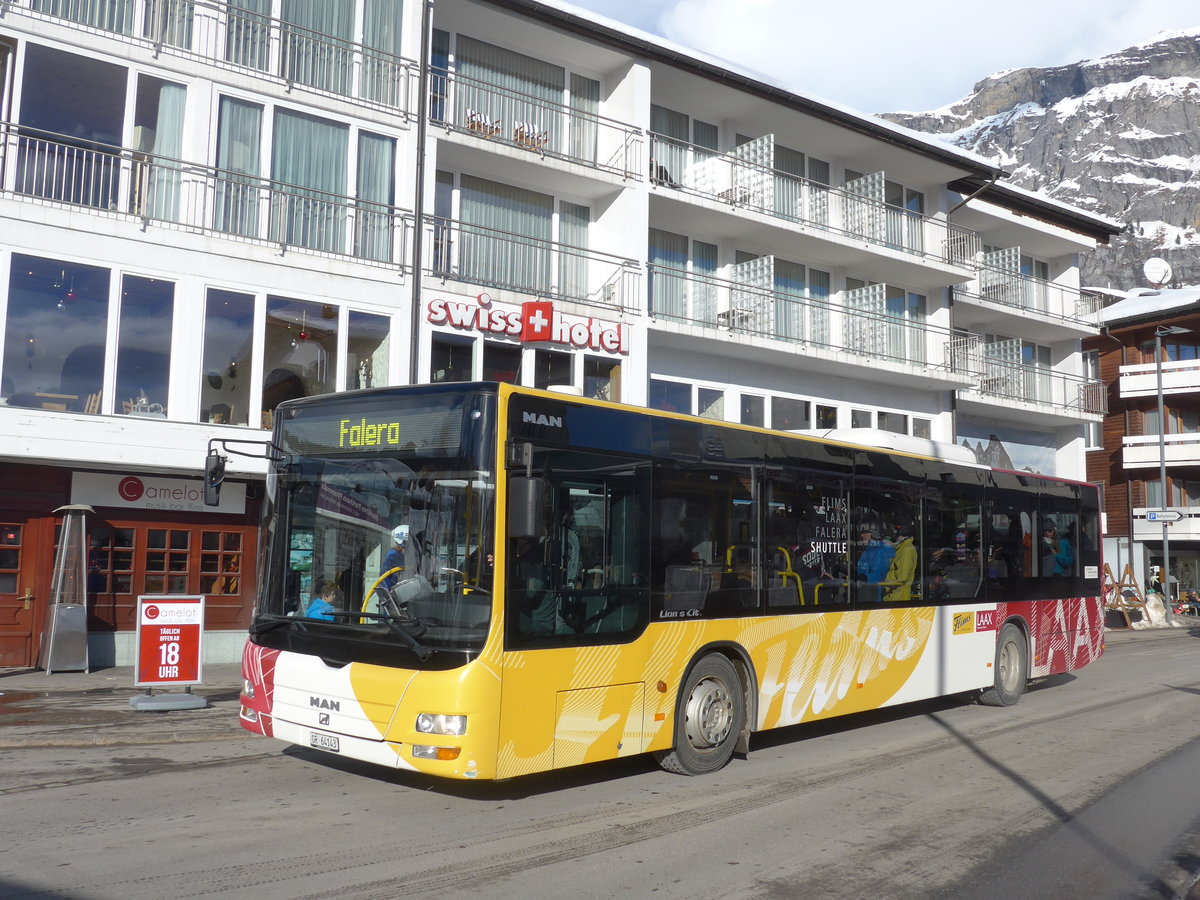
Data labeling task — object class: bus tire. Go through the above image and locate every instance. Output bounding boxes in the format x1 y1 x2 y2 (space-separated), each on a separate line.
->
654 653 744 776
979 622 1028 707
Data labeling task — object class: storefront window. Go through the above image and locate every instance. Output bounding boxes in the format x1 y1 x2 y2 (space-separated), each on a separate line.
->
534 349 571 389
202 289 253 425
262 296 338 428
698 388 723 420
879 411 909 435
772 397 809 431
649 378 690 414
483 341 521 383
584 356 620 401
3 254 109 413
347 311 390 389
431 334 473 382
117 275 173 418
741 395 764 427
815 404 838 429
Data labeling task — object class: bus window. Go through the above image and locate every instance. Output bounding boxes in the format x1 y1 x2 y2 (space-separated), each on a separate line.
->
924 476 985 603
853 462 922 605
652 463 758 618
507 451 650 646
766 470 846 609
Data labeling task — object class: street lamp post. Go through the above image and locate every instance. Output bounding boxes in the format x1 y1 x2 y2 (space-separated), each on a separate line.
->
1155 324 1192 624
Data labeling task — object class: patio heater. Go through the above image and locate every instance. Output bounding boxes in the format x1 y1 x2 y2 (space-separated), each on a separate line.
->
36 504 93 673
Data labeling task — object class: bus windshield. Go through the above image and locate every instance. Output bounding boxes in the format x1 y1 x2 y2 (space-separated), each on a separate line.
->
258 454 495 653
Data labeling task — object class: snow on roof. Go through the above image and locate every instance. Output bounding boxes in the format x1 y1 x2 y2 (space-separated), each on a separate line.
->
1086 287 1200 325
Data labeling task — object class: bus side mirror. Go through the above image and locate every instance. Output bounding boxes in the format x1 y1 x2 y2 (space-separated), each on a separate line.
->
508 476 544 538
204 451 226 506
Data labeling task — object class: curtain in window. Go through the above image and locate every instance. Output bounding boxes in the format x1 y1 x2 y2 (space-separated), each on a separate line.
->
650 105 688 187
144 79 186 223
457 36 565 150
215 97 263 237
355 132 395 262
144 0 193 49
648 228 687 319
569 74 599 162
459 175 553 293
808 268 830 346
774 144 804 219
558 202 589 300
432 170 454 275
775 258 806 340
691 240 717 323
33 0 132 34
225 0 271 71
362 0 404 106
281 0 354 95
271 109 348 253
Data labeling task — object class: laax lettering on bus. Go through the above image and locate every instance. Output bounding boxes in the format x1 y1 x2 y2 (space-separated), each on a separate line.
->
339 418 401 448
426 293 628 353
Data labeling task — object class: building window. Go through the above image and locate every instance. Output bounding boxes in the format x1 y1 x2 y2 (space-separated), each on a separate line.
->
117 275 173 418
772 397 809 431
648 228 717 322
912 418 932 440
431 335 474 383
649 378 690 414
584 356 620 401
0 524 21 594
347 311 390 390
534 350 572 390
3 255 109 413
262 297 338 428
879 411 908 435
483 341 520 383
741 395 764 427
851 409 872 428
698 388 724 420
202 289 254 426
815 404 838 429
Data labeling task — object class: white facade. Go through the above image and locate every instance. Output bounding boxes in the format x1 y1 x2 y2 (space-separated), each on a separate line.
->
0 0 1117 666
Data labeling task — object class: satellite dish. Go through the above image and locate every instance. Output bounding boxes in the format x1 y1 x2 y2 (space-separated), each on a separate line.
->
1144 257 1173 288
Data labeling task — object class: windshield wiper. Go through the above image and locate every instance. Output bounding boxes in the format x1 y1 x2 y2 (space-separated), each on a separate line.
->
326 611 432 661
249 616 295 636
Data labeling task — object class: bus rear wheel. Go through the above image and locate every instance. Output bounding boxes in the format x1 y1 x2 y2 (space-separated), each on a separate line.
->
655 654 744 776
979 623 1028 707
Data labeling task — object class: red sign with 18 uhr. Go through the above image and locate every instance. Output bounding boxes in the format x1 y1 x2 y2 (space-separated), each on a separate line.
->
135 595 204 686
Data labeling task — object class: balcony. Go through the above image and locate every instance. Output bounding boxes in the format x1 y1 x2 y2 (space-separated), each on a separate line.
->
952 268 1100 336
647 133 980 281
956 353 1106 420
1 123 411 268
1122 433 1200 469
22 0 417 116
646 262 970 382
431 70 643 181
423 216 641 313
1119 359 1200 399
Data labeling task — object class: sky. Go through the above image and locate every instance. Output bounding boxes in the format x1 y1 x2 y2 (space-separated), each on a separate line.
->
563 0 1200 114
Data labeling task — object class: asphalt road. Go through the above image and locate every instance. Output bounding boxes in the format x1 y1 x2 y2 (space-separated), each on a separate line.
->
3 629 1200 899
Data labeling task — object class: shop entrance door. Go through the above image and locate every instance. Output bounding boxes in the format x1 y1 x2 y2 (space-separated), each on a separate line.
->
0 518 51 667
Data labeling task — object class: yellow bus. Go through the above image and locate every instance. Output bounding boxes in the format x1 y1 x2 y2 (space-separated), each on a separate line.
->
230 382 1105 779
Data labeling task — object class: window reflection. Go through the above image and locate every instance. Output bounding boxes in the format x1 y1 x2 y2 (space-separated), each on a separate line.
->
262 296 338 428
117 276 173 417
202 289 254 425
347 311 389 390
3 255 109 413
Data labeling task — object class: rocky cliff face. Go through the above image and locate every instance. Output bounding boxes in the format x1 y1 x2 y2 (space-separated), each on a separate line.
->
882 30 1200 290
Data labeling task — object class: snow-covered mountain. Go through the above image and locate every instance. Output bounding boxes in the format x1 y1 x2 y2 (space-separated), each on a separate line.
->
881 29 1200 290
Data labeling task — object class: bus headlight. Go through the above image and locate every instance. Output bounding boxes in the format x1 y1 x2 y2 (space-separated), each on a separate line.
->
416 713 467 735
242 679 255 699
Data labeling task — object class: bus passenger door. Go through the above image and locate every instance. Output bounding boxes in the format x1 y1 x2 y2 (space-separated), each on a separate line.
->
498 451 651 777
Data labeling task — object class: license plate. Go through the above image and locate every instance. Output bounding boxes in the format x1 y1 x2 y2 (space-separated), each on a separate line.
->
309 731 340 753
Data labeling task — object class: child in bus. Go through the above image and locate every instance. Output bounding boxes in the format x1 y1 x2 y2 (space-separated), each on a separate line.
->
306 580 340 621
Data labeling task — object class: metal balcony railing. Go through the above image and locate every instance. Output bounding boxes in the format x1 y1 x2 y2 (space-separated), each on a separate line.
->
425 216 641 313
647 263 969 371
954 266 1097 328
23 0 418 116
958 353 1107 415
647 134 980 270
430 68 644 180
1 123 410 267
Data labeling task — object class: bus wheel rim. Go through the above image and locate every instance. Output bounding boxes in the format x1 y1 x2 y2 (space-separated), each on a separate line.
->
683 676 734 748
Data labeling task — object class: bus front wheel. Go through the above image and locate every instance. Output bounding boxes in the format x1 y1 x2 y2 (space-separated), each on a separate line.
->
979 623 1028 707
655 654 744 776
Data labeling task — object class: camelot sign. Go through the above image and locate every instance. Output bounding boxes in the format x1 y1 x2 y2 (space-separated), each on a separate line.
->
426 292 630 354
72 472 246 514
